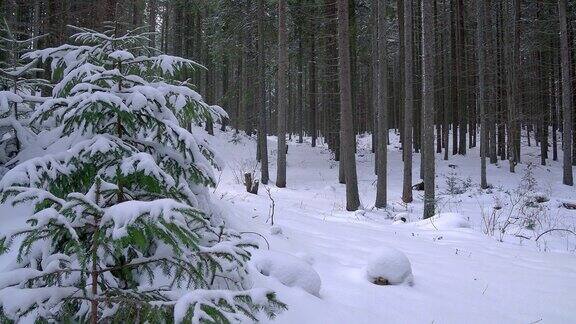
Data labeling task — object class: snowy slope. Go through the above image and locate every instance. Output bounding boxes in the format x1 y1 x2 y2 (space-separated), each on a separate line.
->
204 128 576 324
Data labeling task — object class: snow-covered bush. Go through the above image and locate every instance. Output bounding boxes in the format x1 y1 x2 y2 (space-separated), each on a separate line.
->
365 247 413 286
0 25 283 323
252 251 322 297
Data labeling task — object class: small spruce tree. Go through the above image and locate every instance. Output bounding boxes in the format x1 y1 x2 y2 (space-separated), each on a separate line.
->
0 25 284 323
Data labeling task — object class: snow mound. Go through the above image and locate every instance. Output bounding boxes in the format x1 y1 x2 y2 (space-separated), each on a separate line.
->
365 247 414 286
410 212 471 230
252 251 321 296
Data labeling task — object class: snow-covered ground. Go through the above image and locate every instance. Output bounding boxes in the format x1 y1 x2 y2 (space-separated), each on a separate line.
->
1 127 575 323
209 128 576 323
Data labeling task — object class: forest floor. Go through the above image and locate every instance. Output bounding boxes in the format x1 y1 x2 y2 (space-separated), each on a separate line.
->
210 128 576 324
0 127 575 323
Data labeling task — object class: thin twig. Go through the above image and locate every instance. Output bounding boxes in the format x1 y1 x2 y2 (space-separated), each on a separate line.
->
535 228 576 241
240 231 270 250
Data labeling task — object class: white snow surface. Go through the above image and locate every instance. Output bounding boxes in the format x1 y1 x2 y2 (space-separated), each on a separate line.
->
1 127 576 323
365 246 414 285
208 128 576 324
407 212 472 230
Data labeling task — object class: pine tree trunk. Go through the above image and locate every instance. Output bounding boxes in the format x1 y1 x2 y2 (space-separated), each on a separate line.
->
552 69 559 162
375 0 388 208
242 3 252 137
402 0 413 203
257 0 269 184
372 0 379 173
397 0 405 153
558 0 574 186
455 0 466 156
422 0 435 219
443 0 451 161
477 0 488 189
297 31 304 143
276 0 288 188
488 1 498 165
450 1 458 156
308 32 317 148
337 0 360 211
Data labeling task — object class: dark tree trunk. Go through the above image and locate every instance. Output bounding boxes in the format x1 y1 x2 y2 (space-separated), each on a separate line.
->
337 0 360 211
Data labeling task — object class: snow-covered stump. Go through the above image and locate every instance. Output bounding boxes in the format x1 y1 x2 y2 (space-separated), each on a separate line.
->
365 247 414 286
253 251 322 297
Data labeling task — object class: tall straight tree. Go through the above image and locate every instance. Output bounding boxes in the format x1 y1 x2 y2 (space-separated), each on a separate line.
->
402 0 413 203
242 2 252 136
375 0 388 208
421 0 435 219
558 0 574 186
337 0 361 211
505 0 520 173
258 0 269 184
277 0 288 187
455 0 466 156
397 0 405 150
371 0 379 165
478 0 488 189
308 11 318 148
297 19 304 144
147 0 157 48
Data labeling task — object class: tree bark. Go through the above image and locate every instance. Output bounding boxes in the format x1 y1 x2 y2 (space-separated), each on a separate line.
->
402 0 413 203
297 25 304 144
257 0 269 184
372 0 379 169
308 29 317 148
276 0 288 188
422 0 435 218
337 0 360 211
147 0 157 48
477 0 488 189
558 0 574 186
455 0 466 155
375 0 388 208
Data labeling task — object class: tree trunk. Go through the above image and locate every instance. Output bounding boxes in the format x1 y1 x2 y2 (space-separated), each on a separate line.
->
242 3 252 137
402 0 413 203
477 0 488 189
552 67 559 162
308 21 318 148
375 0 388 208
337 0 360 211
397 0 405 154
455 0 466 155
443 0 451 161
276 0 288 188
372 0 379 169
558 0 574 186
422 0 435 219
257 0 269 184
297 28 304 144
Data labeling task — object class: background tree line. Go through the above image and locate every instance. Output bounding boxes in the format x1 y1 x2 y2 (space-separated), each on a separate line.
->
1 0 574 215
